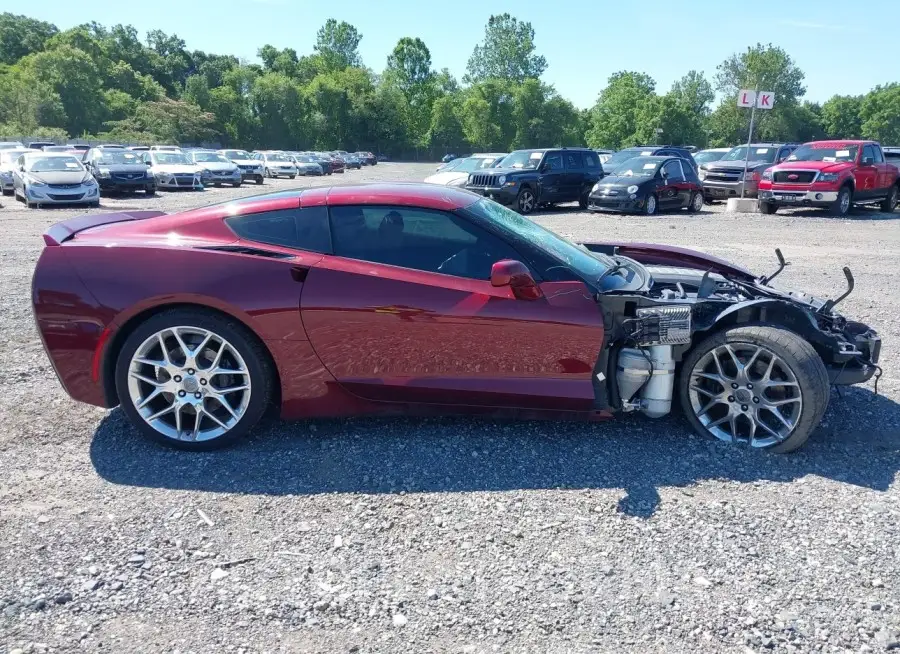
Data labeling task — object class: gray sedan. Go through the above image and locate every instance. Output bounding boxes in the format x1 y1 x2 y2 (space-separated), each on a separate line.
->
289 154 324 176
189 151 243 187
13 153 100 208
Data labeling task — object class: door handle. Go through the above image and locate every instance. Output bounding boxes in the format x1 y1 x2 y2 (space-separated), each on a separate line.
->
290 265 310 282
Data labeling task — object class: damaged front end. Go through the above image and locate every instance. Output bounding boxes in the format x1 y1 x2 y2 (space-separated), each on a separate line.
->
583 242 881 421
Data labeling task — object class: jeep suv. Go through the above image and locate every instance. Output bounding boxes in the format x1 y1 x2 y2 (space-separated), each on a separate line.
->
699 143 797 200
464 148 603 214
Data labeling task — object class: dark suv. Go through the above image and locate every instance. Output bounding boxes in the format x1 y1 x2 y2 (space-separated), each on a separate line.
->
602 146 697 175
464 148 604 214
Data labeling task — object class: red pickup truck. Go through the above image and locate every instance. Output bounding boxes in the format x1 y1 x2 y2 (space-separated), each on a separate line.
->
757 140 900 216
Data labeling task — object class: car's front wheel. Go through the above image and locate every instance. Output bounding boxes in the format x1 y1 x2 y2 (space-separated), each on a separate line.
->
679 325 829 453
644 193 658 216
760 202 778 214
830 186 852 216
516 187 536 214
114 309 275 451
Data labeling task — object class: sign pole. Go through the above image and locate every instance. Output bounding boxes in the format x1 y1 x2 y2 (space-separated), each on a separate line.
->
741 90 757 200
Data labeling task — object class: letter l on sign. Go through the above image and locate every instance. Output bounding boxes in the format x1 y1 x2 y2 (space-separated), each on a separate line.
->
737 90 756 108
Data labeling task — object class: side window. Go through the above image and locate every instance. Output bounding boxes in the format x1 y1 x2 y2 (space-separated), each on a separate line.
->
863 145 877 163
663 160 684 181
872 145 884 163
583 152 601 169
545 153 564 171
329 205 524 280
564 152 583 170
226 207 331 253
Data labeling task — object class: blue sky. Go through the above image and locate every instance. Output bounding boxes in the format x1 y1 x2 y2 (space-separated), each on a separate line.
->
21 0 900 108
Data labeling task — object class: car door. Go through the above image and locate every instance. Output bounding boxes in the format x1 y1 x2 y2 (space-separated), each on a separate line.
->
857 145 879 200
538 151 566 203
870 144 892 194
563 151 585 201
658 160 687 208
300 203 603 411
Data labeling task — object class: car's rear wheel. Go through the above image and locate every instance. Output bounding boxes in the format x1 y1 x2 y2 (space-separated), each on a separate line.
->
516 187 536 214
688 191 703 213
578 186 591 210
679 325 829 453
115 309 275 451
760 202 778 214
880 185 898 213
644 193 658 216
830 186 852 216
255 176 264 185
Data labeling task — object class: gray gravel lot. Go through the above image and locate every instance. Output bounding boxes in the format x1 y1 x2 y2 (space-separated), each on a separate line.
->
1 163 899 653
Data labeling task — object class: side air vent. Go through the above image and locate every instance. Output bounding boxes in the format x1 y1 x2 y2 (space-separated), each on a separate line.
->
197 245 293 259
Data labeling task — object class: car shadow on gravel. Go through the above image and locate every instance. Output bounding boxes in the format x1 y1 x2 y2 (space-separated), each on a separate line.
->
90 385 899 518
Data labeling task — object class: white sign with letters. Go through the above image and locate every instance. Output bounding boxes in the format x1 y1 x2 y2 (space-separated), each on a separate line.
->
756 91 775 109
737 90 756 108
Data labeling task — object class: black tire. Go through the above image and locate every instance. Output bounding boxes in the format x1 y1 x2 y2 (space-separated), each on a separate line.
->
213 182 221 188
679 325 829 453
255 176 264 185
578 186 590 210
90 200 100 208
830 185 852 216
114 308 275 451
687 191 703 213
516 186 536 214
288 175 296 180
760 202 778 215
644 193 658 216
232 182 241 188
880 185 898 213
145 187 156 196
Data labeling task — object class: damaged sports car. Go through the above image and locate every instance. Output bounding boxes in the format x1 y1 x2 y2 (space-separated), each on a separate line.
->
32 184 881 452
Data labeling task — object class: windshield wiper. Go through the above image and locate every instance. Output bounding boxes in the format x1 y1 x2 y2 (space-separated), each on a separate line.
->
596 260 630 286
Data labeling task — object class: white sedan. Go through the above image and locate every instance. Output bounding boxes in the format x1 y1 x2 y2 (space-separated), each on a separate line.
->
12 152 100 208
425 154 506 186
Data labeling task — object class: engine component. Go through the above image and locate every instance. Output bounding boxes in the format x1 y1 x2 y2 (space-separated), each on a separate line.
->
632 306 692 346
616 346 676 418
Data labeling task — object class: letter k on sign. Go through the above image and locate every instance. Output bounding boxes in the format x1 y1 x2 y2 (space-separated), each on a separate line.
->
756 92 775 109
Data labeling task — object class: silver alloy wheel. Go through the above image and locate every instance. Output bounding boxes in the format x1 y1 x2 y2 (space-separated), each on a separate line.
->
646 194 657 215
126 326 252 442
519 190 535 213
839 189 851 214
687 342 803 448
692 192 703 211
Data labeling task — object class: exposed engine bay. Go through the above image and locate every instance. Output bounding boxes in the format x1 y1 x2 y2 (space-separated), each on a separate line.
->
580 244 882 420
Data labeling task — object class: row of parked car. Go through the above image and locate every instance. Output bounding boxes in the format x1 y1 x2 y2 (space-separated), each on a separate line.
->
427 142 900 216
0 141 378 208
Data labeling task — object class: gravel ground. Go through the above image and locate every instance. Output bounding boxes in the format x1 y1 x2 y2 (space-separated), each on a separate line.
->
1 164 899 654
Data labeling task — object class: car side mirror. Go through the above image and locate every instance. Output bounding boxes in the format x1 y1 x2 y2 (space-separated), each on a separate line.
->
540 163 550 173
660 168 669 179
491 260 543 301
862 157 874 165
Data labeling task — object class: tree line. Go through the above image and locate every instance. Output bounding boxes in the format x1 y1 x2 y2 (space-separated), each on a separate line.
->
1 11 898 155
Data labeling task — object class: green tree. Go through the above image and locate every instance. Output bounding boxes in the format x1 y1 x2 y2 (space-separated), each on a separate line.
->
510 80 581 148
258 45 299 77
670 70 715 116
460 80 514 150
106 98 217 144
428 94 465 149
0 64 66 131
385 37 436 146
251 72 308 149
860 84 900 144
0 13 58 65
821 94 863 139
465 14 547 83
183 74 211 110
27 45 106 134
314 19 362 72
585 71 656 149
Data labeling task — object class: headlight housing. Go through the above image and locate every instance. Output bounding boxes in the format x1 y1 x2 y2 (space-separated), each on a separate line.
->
627 185 639 194
498 175 506 185
27 177 47 187
591 182 600 192
97 168 111 178
817 172 839 183
698 168 707 180
761 170 773 181
83 176 96 186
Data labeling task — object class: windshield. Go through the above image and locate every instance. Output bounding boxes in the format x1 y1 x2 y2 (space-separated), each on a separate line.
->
449 157 501 173
497 150 544 170
296 156 316 163
604 149 656 169
787 144 859 163
27 156 84 172
267 153 291 162
468 198 612 282
152 152 191 165
97 151 143 165
222 150 251 160
192 152 228 163
693 150 728 165
721 146 777 163
0 150 27 164
613 157 661 177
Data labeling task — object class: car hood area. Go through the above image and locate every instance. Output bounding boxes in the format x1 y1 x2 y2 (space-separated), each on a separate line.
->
198 162 239 172
26 170 90 185
425 171 469 186
151 164 201 175
770 161 856 174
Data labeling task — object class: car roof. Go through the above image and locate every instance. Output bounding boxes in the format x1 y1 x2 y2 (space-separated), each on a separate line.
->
23 151 80 158
805 140 869 146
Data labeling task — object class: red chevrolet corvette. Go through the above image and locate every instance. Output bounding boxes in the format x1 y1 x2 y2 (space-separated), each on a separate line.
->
32 184 880 451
